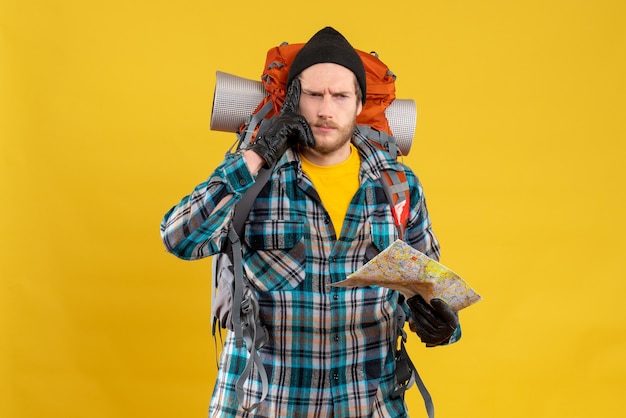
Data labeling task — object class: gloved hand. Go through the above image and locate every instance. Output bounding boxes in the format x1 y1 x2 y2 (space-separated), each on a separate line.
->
249 78 315 168
407 294 459 346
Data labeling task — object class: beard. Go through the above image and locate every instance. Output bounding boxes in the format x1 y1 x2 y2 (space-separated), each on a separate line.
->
310 118 357 155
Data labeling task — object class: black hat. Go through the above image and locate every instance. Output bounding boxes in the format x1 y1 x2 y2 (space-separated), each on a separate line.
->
287 27 366 104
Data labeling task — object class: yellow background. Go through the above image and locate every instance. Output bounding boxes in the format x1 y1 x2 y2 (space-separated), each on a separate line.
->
2 0 625 417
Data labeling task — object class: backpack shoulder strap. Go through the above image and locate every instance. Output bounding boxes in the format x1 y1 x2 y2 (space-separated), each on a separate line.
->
355 124 410 239
232 165 273 236
379 167 410 241
211 165 273 342
228 164 272 347
210 164 275 411
356 125 399 157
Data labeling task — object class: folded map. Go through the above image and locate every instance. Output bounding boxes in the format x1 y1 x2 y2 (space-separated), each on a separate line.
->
332 239 481 311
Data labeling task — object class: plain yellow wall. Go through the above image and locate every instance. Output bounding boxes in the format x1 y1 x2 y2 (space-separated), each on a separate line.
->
2 1 625 417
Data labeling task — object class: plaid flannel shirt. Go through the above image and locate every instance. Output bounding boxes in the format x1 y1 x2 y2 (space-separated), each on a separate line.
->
161 135 447 417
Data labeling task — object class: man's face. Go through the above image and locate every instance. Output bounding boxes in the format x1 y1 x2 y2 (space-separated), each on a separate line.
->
298 63 363 158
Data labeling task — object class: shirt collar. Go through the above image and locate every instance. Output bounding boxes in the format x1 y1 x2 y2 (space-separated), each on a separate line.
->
277 131 404 180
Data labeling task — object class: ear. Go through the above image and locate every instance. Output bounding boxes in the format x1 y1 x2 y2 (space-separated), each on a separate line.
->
356 100 363 116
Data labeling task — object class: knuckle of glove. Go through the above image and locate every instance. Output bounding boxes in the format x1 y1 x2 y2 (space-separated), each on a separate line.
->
253 112 314 166
416 323 452 345
277 113 314 146
431 298 459 329
297 118 315 147
250 134 282 168
409 295 456 345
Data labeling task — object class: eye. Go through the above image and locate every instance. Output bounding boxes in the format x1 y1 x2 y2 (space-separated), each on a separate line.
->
302 90 322 98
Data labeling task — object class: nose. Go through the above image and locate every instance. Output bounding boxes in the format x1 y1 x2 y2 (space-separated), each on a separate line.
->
317 94 333 119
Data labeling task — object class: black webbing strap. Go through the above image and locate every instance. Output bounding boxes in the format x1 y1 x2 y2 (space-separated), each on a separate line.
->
391 302 435 418
227 163 274 345
234 270 269 411
414 362 435 418
231 166 273 236
229 164 272 347
229 227 245 348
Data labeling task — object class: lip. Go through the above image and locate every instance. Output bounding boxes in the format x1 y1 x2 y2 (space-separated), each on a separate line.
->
314 125 335 134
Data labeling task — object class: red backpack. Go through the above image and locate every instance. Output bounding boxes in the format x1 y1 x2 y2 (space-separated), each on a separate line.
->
249 42 396 137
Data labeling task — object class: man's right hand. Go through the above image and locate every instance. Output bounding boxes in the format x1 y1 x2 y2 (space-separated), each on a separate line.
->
248 78 315 169
249 111 314 168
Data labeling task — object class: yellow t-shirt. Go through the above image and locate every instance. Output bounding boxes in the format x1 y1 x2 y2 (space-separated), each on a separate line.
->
300 144 361 236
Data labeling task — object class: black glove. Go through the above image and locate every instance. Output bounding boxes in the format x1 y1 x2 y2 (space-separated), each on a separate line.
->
407 294 459 346
249 78 315 168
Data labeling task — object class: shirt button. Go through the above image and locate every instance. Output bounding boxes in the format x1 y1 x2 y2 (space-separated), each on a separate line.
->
239 178 246 186
333 294 339 300
334 335 340 342
333 373 339 381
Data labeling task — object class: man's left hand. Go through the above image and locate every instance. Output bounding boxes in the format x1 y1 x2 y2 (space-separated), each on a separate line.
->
407 294 459 346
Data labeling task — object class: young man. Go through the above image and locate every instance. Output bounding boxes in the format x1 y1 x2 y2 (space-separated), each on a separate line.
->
161 27 460 417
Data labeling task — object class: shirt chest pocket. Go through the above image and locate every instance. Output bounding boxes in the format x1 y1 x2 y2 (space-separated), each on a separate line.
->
243 219 306 292
364 213 400 263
